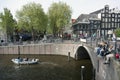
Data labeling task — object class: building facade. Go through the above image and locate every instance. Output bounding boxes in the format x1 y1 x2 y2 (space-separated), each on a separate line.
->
72 5 120 39
101 5 120 38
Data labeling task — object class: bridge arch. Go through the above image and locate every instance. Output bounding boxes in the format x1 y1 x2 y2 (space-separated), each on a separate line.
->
74 45 96 68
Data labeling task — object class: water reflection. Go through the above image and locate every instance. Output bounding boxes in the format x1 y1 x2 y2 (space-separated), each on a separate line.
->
13 65 21 70
0 54 93 80
39 62 58 66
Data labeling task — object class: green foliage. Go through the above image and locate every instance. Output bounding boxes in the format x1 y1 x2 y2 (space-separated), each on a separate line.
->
16 2 48 33
0 8 16 40
115 28 120 37
48 1 72 36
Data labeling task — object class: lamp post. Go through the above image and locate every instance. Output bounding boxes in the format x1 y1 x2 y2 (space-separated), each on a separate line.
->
96 29 99 46
90 28 93 46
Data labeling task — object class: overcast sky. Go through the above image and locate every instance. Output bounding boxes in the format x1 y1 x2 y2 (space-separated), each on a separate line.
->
0 0 120 19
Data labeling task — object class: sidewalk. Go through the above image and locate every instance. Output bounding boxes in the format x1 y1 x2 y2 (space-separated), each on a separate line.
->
96 55 120 80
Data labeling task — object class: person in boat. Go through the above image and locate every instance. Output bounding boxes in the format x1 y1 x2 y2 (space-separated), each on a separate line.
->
17 57 23 62
17 56 20 59
24 57 29 61
32 58 35 61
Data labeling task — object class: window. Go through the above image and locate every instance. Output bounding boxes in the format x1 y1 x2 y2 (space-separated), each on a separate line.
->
112 14 115 17
117 13 120 17
93 25 96 29
115 19 117 22
105 9 109 13
105 18 108 22
77 26 79 30
112 23 114 27
119 24 120 28
105 23 107 28
102 18 105 22
112 18 114 22
118 19 120 22
108 23 110 28
102 23 104 28
109 18 111 22
102 14 105 17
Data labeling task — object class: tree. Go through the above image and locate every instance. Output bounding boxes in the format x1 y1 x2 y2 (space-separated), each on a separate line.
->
48 1 72 36
16 2 48 41
0 8 16 42
115 28 120 37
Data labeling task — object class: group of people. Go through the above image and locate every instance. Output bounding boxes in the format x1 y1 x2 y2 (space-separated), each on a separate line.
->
18 57 29 61
95 41 115 64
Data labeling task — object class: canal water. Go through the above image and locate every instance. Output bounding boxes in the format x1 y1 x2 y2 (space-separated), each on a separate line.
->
0 54 93 80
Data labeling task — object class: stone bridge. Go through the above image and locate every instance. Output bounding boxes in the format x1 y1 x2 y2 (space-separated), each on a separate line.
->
0 42 120 80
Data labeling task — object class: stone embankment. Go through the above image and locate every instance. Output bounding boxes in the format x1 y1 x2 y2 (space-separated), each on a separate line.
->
0 43 78 58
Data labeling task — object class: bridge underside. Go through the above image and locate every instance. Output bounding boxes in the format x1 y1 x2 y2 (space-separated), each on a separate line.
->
75 46 90 60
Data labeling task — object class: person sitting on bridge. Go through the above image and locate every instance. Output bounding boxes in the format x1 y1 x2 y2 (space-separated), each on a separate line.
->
104 45 115 64
97 41 109 57
95 44 102 55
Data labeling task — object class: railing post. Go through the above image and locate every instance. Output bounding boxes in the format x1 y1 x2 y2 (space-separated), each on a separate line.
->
68 52 70 61
97 60 99 72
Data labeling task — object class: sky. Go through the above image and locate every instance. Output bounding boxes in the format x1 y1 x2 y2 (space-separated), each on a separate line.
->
0 0 120 19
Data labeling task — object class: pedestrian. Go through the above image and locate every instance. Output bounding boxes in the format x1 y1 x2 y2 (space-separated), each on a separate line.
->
92 33 96 40
94 44 102 55
97 41 109 57
104 45 115 64
85 32 88 39
112 32 116 42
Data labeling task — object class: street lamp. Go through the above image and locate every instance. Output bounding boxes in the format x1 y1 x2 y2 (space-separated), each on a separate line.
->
96 29 99 46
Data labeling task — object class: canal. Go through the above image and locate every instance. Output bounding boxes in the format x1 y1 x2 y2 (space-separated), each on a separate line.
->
0 54 93 80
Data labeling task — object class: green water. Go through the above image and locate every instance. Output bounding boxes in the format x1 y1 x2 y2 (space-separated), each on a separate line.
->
0 54 93 80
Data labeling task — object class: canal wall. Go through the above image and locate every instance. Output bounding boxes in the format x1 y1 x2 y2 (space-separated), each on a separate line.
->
0 43 78 58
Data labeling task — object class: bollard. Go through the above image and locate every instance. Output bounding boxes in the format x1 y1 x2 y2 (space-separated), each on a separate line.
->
92 68 96 80
18 46 20 66
81 66 85 80
68 52 70 61
18 45 20 57
97 60 99 72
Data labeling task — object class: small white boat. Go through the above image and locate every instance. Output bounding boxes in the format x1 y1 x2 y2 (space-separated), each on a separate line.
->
11 58 39 65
